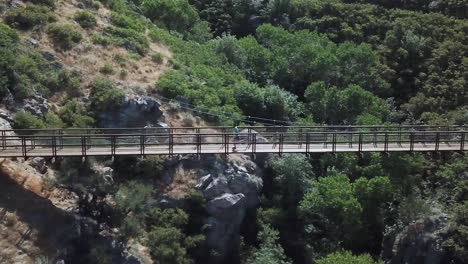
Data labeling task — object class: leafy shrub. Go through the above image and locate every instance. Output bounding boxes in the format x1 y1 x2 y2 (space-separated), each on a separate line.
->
43 113 65 128
119 69 128 79
110 12 146 32
151 52 164 64
13 111 44 129
74 11 97 29
99 64 115 75
121 214 144 238
115 181 152 214
27 0 56 8
4 5 55 30
59 100 95 127
147 226 192 264
89 78 125 111
92 33 114 46
316 251 382 264
141 0 199 32
105 26 149 55
47 23 82 50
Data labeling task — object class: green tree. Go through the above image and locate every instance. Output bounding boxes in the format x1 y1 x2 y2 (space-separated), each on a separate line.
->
300 172 362 250
147 226 192 264
247 224 291 264
271 154 314 210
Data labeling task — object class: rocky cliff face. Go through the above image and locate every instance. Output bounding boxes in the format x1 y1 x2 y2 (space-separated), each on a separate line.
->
196 155 263 263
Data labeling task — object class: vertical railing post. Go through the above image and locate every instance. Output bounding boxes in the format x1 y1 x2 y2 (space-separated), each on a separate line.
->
410 132 415 152
225 133 229 155
140 135 145 157
196 128 201 156
323 127 327 148
21 136 27 158
59 129 64 149
31 136 35 150
398 127 402 146
111 135 116 157
332 133 336 153
252 133 257 156
435 132 440 152
169 128 174 156
460 132 465 152
384 132 389 152
1 130 5 150
52 135 57 158
82 136 87 157
278 133 284 156
358 133 363 153
299 128 303 147
306 132 310 153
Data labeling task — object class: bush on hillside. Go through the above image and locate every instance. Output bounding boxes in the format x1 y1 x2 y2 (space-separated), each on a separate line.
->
89 78 125 111
5 5 55 30
28 0 56 8
74 11 98 29
13 112 44 129
316 251 382 264
47 23 82 50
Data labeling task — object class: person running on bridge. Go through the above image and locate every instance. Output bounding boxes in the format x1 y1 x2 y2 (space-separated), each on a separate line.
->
232 125 240 152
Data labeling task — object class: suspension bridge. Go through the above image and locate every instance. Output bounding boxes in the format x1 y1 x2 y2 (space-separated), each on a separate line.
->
0 125 466 158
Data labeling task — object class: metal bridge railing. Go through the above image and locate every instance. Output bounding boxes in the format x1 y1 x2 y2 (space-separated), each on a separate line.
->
0 127 466 158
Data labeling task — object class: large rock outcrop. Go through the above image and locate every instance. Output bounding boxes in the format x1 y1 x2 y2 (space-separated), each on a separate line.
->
383 213 451 264
97 95 164 128
196 155 263 263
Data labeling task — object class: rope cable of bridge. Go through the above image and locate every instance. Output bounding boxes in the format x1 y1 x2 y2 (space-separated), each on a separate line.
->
153 94 300 126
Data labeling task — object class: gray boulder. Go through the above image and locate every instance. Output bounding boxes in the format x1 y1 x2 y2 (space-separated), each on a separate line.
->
203 176 231 200
30 157 48 174
384 213 451 264
206 193 245 219
22 97 49 118
206 193 246 261
196 155 263 263
97 95 164 128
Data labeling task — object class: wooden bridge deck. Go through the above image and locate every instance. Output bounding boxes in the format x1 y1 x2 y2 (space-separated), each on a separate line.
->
0 125 466 157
